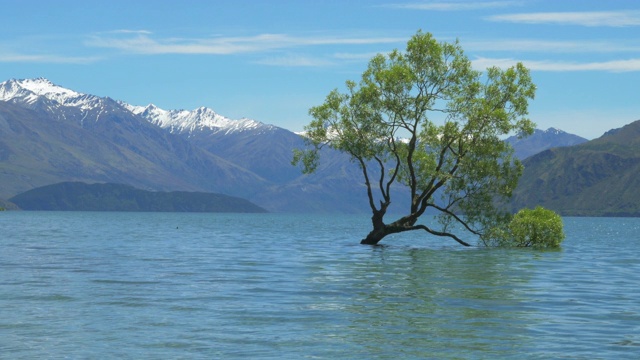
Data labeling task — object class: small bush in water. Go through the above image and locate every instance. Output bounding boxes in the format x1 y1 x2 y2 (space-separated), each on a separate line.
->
486 206 565 249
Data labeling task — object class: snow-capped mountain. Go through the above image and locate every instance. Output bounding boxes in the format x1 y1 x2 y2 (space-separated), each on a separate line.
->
0 78 275 136
0 77 371 212
0 77 269 204
0 77 105 111
124 103 273 136
124 101 309 184
543 127 576 136
0 77 596 213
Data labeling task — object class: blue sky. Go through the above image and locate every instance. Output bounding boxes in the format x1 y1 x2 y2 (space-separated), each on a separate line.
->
1 0 639 139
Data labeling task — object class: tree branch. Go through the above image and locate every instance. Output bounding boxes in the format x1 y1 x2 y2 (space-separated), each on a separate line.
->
411 224 471 246
385 137 401 198
429 203 482 236
357 156 378 212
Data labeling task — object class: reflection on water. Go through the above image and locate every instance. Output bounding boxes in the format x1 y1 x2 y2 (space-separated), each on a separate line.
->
319 246 540 358
1 212 639 359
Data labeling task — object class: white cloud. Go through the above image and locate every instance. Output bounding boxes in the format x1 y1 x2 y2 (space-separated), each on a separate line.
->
385 1 522 11
333 52 381 60
0 53 100 64
465 39 640 53
107 29 153 35
486 11 640 27
255 55 335 67
473 57 640 72
86 32 405 55
268 51 391 66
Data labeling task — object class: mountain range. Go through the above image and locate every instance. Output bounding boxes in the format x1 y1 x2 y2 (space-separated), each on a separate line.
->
0 78 369 212
510 119 640 216
1 77 632 215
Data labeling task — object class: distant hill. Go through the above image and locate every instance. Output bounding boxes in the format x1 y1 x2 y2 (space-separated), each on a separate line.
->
9 182 267 212
505 127 588 160
510 120 640 216
0 198 18 210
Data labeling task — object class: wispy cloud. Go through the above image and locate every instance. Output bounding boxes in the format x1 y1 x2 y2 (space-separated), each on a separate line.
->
464 39 640 53
384 1 522 11
258 51 392 67
255 55 335 67
0 53 100 64
333 52 382 60
486 11 640 27
86 31 405 55
473 57 640 72
107 29 153 35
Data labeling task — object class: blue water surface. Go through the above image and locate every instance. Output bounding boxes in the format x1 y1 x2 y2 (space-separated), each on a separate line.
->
1 212 639 359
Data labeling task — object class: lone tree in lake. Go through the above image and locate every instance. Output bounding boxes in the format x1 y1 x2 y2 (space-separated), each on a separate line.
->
293 31 539 246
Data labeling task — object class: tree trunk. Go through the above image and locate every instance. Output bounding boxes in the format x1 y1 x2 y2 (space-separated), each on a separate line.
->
361 208 388 245
360 211 418 245
360 225 388 245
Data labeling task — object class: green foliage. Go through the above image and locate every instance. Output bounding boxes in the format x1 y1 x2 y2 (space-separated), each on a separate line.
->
486 207 565 248
293 30 537 245
291 148 320 174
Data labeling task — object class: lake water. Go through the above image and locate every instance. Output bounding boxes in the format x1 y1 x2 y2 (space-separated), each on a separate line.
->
1 212 639 359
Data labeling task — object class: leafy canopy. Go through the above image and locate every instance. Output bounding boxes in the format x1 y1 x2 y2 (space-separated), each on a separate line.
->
293 30 537 246
486 207 566 248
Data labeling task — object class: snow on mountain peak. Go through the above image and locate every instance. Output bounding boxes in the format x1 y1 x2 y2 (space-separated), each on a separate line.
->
127 103 270 135
15 77 80 99
0 77 102 111
544 127 565 135
1 77 275 135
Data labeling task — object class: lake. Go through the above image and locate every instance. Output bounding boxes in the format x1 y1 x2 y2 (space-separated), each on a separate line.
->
1 212 639 359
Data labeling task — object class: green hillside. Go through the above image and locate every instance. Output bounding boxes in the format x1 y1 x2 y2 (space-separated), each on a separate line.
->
511 120 640 216
0 198 18 210
9 182 267 213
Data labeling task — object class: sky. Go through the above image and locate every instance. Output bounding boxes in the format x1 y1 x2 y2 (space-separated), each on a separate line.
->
1 0 640 139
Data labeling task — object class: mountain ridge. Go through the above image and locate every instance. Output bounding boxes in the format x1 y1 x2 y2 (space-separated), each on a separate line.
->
510 119 640 216
0 79 269 199
0 78 372 212
1 78 275 134
505 127 588 160
1 77 621 214
122 102 272 136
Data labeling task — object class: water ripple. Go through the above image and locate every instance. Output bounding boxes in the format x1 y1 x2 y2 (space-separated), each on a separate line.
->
1 213 639 359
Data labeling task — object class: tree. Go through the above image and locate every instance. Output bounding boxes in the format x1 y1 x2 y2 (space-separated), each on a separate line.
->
486 207 565 248
293 31 536 246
